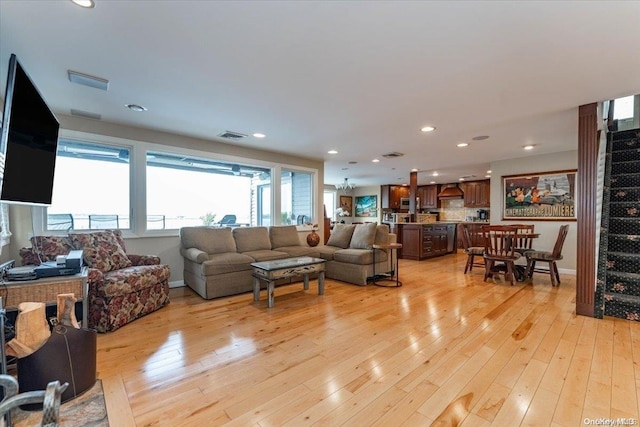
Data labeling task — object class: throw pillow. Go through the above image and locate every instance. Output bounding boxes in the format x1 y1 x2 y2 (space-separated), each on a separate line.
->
350 223 378 249
70 230 131 272
374 224 390 244
326 224 356 249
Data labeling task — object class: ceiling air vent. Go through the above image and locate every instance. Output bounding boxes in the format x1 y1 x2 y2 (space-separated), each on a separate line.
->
70 109 101 120
382 152 404 158
218 131 248 140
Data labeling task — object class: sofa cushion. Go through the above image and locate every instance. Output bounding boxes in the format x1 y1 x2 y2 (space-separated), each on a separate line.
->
180 227 236 254
202 253 255 275
242 249 289 262
275 246 320 258
316 245 341 261
97 264 170 297
233 227 272 252
350 223 378 249
70 231 132 273
374 224 390 244
269 225 301 248
333 248 375 265
326 224 356 249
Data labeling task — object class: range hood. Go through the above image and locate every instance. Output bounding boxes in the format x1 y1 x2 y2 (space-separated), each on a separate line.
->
438 183 464 199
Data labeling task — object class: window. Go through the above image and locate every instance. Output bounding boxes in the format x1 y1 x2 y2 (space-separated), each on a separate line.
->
47 139 130 231
146 151 271 229
614 95 635 120
40 132 318 235
281 170 313 225
323 190 336 221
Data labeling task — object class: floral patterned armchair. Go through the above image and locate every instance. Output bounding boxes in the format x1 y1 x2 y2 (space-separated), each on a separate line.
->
19 230 170 332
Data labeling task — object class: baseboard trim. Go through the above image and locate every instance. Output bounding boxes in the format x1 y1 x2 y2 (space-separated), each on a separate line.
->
169 280 185 288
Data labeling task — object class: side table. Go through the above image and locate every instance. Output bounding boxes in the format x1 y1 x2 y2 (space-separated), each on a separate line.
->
371 243 403 287
3 267 89 327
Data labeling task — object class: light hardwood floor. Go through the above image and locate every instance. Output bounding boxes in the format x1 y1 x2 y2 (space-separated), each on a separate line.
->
98 253 640 426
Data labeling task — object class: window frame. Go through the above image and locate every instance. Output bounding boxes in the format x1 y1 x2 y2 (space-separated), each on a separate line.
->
32 129 319 237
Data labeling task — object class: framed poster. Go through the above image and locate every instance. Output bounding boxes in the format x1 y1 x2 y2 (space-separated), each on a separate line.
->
355 195 378 217
503 169 577 221
339 195 353 216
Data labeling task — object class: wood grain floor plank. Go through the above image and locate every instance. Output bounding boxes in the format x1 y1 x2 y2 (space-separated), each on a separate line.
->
90 253 640 426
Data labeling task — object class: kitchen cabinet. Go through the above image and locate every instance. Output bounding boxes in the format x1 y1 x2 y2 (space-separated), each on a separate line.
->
418 185 439 209
461 180 490 208
381 185 410 209
400 223 456 260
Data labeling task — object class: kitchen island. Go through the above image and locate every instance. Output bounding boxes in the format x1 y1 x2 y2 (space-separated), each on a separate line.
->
385 222 458 260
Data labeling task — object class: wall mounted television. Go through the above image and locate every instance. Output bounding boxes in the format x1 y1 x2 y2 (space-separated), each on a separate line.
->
0 53 60 206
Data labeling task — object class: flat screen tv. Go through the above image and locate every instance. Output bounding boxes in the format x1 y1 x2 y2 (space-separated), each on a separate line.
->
0 53 60 206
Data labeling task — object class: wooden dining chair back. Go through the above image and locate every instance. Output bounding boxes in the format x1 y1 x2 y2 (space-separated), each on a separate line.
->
460 224 484 274
481 225 521 285
512 224 535 255
525 224 569 286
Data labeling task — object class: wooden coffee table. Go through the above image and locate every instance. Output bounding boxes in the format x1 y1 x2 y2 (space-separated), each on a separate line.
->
251 257 326 307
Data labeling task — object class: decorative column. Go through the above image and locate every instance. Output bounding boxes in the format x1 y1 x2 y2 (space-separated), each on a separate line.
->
576 103 599 317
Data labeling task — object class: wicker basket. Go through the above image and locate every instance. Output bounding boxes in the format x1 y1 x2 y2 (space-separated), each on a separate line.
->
5 277 84 309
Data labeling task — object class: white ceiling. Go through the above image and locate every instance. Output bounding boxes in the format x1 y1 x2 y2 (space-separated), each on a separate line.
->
1 1 639 187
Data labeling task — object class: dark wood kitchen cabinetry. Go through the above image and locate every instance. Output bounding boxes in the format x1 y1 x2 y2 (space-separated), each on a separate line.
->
418 185 440 209
461 180 490 208
381 185 410 209
400 223 455 260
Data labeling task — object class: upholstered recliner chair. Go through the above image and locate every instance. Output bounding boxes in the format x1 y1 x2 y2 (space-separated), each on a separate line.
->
19 230 170 332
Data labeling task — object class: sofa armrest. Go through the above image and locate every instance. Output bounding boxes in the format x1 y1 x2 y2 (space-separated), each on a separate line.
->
87 267 104 285
180 248 209 264
389 233 397 244
128 254 161 266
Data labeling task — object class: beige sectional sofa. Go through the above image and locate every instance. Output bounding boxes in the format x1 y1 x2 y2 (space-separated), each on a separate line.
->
180 223 395 299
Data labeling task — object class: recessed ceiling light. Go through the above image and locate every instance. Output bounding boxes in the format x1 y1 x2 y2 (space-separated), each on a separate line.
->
420 126 436 133
523 144 536 150
411 168 418 172
372 159 380 163
125 104 147 112
71 0 95 8
327 150 338 154
459 178 465 181
457 143 469 148
432 172 439 177
472 135 489 141
430 181 436 184
252 133 266 138
485 175 491 178
486 170 492 173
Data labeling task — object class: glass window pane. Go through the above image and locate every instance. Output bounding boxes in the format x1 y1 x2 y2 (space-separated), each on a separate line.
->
48 139 130 231
614 95 634 120
146 151 270 229
282 170 313 225
323 190 335 221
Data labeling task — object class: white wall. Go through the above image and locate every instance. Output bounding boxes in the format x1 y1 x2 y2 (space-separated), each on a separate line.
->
489 150 578 272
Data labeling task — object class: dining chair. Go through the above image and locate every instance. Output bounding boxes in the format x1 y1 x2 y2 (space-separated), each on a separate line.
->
512 224 536 255
460 223 484 273
88 214 119 229
481 225 521 285
525 224 570 287
47 213 74 230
